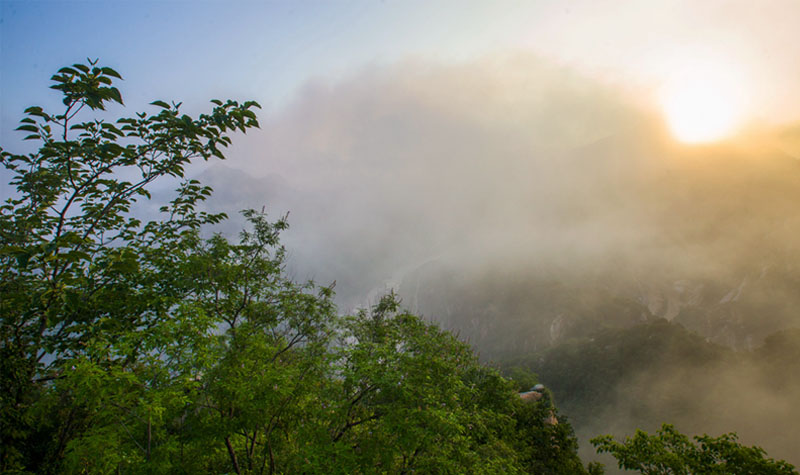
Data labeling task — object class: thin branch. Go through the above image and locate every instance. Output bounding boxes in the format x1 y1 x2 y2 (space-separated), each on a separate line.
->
225 436 241 475
332 413 382 442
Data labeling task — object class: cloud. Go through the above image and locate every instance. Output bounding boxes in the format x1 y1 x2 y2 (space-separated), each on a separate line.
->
226 54 649 292
207 53 800 351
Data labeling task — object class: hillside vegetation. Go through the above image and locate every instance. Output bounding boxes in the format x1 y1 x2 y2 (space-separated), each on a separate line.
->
504 321 800 469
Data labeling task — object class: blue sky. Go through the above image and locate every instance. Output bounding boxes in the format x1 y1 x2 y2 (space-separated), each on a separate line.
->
1 1 535 141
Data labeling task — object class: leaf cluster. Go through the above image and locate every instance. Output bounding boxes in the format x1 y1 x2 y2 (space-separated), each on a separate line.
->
592 424 797 475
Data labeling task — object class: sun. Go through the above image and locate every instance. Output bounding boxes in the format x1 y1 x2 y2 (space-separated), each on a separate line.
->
660 63 747 144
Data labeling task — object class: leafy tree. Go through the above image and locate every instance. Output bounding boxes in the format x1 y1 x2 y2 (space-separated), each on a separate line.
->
592 424 797 474
0 58 290 473
2 59 595 474
325 293 519 474
318 293 593 474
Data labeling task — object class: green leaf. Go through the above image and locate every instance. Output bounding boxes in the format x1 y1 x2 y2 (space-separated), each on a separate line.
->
109 87 124 105
15 251 31 268
101 67 122 80
57 66 78 76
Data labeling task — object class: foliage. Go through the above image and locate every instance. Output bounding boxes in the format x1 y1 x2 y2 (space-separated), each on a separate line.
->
592 424 797 474
323 292 592 474
502 319 735 435
503 366 540 393
1 58 261 473
0 59 592 474
504 318 800 471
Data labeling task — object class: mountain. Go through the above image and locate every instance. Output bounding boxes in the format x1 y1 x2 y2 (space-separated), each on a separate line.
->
191 127 800 470
502 321 800 470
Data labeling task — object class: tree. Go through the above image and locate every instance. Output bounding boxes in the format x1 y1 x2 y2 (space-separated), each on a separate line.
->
591 424 797 475
2 59 596 474
0 58 302 473
314 292 594 474
324 293 519 474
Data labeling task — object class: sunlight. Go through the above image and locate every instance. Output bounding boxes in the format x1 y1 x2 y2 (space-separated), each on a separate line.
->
660 62 748 144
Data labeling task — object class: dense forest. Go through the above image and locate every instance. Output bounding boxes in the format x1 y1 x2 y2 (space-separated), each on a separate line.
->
1 61 796 474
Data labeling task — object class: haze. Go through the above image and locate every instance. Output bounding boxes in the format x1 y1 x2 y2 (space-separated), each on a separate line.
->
3 0 800 470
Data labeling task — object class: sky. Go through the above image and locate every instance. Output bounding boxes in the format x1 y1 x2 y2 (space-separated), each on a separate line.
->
3 0 800 281
3 0 800 306
3 0 800 147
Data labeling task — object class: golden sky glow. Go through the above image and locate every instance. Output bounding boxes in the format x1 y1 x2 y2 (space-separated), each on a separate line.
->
659 61 749 143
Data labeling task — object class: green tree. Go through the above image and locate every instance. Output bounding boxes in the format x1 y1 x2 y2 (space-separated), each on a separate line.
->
2 59 596 474
592 424 797 475
0 58 303 473
317 293 594 474
325 293 519 474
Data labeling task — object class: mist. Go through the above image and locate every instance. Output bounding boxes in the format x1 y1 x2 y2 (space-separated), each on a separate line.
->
207 53 800 341
197 53 800 467
213 54 649 301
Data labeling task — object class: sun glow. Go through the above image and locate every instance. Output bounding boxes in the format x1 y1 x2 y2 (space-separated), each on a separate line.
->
660 62 748 144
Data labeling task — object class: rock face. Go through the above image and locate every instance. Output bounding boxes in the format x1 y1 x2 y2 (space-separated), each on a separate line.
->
519 389 544 402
